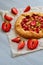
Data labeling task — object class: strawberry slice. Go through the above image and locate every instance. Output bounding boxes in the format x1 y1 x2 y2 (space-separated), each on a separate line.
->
11 36 21 43
24 6 31 12
38 16 43 22
21 21 24 27
22 18 28 23
30 20 36 26
26 15 30 19
34 15 39 19
4 14 13 21
35 28 39 33
21 18 28 27
38 16 42 20
40 24 43 28
32 14 39 19
18 41 25 50
27 39 38 50
40 19 43 23
23 24 29 30
11 7 18 15
2 22 11 32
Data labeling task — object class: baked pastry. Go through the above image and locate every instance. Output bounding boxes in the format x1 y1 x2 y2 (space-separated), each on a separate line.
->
15 12 43 39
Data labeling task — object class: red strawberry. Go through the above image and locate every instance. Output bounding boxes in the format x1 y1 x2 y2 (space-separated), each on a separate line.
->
32 14 39 19
26 15 30 19
40 19 43 23
35 28 39 33
24 6 31 12
30 20 36 26
40 24 43 28
38 16 42 20
21 18 29 30
22 18 28 23
35 16 38 19
4 14 13 21
38 16 43 24
11 36 21 43
23 24 29 30
11 7 18 15
27 39 38 50
21 21 25 26
2 22 11 32
18 41 25 50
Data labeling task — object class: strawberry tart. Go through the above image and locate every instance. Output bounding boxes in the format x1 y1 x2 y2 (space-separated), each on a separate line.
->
15 12 43 39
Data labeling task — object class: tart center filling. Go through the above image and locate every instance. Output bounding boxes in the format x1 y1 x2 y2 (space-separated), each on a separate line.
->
21 13 43 33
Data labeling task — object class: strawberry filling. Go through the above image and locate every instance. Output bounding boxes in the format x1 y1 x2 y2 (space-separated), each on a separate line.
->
32 14 39 19
40 19 43 23
22 18 29 23
23 25 29 30
40 24 43 28
26 15 30 19
35 28 39 33
30 20 36 26
21 13 43 33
